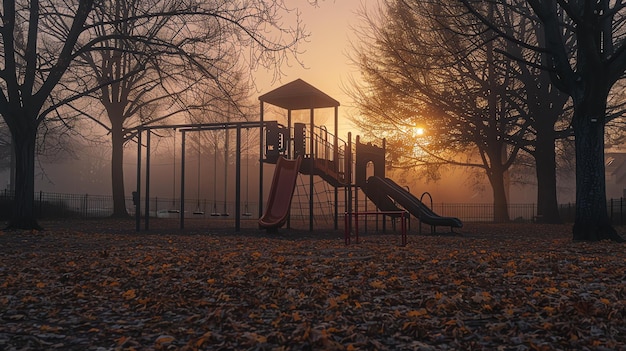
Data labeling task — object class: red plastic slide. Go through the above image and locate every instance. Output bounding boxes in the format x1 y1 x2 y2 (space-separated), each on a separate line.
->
258 156 303 230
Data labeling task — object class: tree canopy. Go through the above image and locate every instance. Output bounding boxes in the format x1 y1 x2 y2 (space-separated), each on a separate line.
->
348 0 571 222
0 0 307 229
457 0 626 241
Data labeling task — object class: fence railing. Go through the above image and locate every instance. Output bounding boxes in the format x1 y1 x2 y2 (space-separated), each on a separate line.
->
0 190 258 220
432 203 537 223
556 198 626 226
2 189 626 225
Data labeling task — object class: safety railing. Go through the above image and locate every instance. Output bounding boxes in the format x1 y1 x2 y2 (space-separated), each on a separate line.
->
264 121 353 186
344 211 408 246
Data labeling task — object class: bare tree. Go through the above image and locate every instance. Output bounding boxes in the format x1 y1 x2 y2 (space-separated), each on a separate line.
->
0 121 10 175
0 0 306 230
349 0 562 222
0 97 80 192
494 5 572 223
458 0 625 241
65 0 261 218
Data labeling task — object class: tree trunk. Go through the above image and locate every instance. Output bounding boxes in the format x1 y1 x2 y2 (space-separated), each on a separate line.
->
487 167 510 223
534 131 562 223
572 102 623 242
7 130 42 230
111 125 129 218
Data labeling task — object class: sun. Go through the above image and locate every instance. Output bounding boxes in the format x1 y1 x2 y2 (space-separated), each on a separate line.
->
415 127 425 136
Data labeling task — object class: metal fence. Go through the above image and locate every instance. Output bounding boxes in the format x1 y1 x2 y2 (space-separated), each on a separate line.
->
432 203 537 223
0 190 133 219
2 189 626 224
0 189 258 220
344 199 537 223
556 200 626 225
608 198 626 225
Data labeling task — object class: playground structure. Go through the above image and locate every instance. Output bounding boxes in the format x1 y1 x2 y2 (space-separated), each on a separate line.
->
258 156 303 230
132 79 462 234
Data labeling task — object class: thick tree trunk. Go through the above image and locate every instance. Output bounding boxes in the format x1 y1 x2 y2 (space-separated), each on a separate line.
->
534 132 562 223
572 102 623 242
7 131 42 230
487 168 510 223
111 126 129 218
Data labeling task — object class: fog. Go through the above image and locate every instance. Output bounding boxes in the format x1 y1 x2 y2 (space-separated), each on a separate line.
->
0 134 586 210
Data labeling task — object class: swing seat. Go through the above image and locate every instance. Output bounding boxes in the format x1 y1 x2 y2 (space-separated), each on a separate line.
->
167 209 180 213
243 212 252 217
210 212 221 216
221 213 230 217
193 210 205 215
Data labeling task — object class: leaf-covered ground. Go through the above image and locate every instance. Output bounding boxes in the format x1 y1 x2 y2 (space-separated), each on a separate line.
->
1 220 625 350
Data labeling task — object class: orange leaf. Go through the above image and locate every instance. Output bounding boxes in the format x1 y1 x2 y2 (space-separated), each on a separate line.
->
327 297 339 309
245 332 267 343
155 335 175 345
445 319 458 326
369 280 386 289
122 289 136 300
427 273 439 281
116 336 129 345
195 332 211 347
407 309 428 317
544 287 559 294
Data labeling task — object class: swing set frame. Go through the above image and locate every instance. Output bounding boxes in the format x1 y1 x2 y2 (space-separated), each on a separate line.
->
132 80 346 233
132 121 266 232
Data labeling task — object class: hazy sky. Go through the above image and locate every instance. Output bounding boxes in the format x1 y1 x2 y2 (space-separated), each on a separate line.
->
254 1 364 134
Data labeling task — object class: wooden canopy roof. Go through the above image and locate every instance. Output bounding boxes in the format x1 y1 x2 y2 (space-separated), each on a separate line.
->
258 79 340 110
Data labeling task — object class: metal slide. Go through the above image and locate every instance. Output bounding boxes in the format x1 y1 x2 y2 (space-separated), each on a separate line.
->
365 176 463 231
361 180 404 216
258 156 303 230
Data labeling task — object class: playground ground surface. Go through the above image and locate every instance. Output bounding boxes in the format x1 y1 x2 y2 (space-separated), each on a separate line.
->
1 219 625 350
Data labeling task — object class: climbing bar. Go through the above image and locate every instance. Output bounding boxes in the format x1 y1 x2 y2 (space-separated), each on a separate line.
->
344 211 408 246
